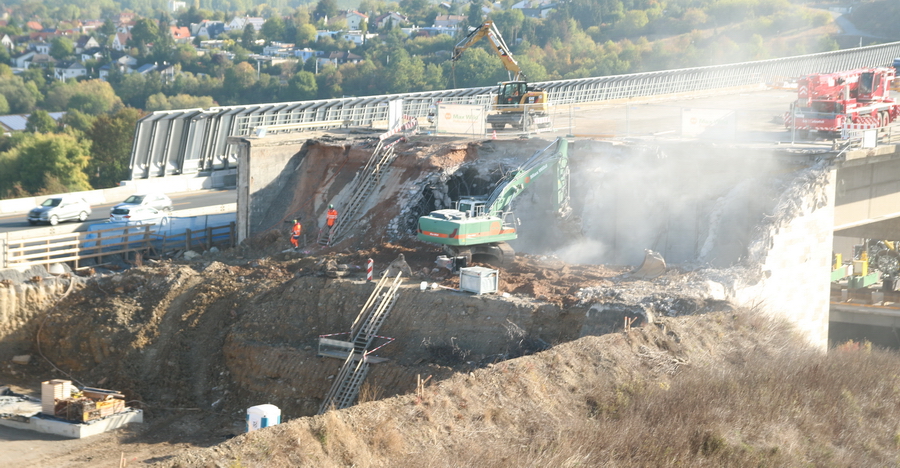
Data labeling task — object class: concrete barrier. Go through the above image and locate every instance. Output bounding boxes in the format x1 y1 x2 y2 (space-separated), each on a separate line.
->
0 170 237 216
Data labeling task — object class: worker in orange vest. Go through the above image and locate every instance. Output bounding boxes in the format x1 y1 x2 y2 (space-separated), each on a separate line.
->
290 219 302 249
326 204 338 230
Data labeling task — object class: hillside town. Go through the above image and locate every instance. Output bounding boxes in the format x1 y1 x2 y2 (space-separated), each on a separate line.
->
2 0 556 83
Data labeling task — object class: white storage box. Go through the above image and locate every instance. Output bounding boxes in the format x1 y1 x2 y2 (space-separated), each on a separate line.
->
246 404 281 432
41 379 72 416
459 267 499 294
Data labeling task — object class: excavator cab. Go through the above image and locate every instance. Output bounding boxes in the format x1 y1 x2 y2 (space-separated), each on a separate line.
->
455 197 488 218
498 81 528 106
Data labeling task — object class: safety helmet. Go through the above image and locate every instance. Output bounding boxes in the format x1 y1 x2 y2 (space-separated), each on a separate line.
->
293 219 298 224
329 204 334 209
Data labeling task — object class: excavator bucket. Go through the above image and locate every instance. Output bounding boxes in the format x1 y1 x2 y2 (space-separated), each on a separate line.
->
631 249 666 279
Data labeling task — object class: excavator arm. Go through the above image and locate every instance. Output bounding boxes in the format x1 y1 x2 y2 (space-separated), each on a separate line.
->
485 138 569 218
452 20 525 82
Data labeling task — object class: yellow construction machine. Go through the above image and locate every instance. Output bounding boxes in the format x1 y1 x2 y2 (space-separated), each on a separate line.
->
452 20 551 130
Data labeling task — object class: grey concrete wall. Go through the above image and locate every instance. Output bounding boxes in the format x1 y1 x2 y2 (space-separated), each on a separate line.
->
835 144 900 231
231 134 307 243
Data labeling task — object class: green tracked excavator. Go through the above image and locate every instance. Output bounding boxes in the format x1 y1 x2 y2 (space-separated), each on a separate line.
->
416 138 574 264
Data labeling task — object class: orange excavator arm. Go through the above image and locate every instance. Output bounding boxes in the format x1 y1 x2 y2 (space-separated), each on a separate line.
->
452 20 525 82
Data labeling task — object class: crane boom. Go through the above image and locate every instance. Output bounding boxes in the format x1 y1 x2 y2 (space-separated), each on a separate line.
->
452 20 525 82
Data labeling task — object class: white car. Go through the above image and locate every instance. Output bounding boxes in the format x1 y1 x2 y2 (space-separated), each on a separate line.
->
109 205 168 224
28 195 92 226
112 192 173 215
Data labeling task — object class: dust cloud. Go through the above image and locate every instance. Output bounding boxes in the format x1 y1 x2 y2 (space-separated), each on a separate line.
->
507 140 801 268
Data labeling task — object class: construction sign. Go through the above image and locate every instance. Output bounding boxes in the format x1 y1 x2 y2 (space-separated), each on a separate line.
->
435 103 486 135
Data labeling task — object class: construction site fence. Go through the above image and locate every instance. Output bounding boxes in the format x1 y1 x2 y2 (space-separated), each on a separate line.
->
130 42 900 179
1 219 237 270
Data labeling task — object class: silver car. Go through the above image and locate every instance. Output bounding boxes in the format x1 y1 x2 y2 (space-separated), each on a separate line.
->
108 204 168 224
28 196 92 226
112 192 174 214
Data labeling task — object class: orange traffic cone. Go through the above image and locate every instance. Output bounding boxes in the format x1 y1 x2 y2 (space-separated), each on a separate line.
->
492 130 497 139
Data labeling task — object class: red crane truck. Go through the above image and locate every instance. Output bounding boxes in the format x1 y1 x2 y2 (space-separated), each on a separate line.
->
784 67 899 137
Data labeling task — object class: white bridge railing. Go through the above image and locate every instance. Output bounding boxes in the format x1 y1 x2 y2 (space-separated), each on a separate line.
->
130 42 900 179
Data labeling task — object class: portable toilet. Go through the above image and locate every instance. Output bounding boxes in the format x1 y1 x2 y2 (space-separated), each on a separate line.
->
246 404 281 432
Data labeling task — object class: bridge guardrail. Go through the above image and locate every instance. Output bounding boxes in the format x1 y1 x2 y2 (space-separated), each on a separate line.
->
130 42 900 180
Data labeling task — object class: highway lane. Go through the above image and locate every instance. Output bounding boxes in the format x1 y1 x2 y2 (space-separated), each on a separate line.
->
0 188 236 234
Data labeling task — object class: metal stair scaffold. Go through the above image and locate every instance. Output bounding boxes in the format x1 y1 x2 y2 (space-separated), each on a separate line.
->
316 136 406 247
318 271 404 414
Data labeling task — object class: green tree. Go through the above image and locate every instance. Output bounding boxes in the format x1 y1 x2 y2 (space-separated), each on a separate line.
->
26 110 57 133
152 18 177 63
315 0 339 21
14 132 92 194
68 80 123 115
49 36 75 60
130 17 159 56
145 92 216 111
490 9 525 45
446 46 502 88
0 94 9 115
59 109 97 134
286 70 318 101
467 1 484 29
222 62 258 101
0 74 40 113
86 107 142 188
261 15 286 43
295 23 317 44
315 65 342 98
241 23 256 49
45 79 122 115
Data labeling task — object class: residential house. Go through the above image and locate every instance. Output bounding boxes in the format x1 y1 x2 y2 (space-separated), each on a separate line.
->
200 39 225 49
191 20 225 39
0 34 13 49
11 50 35 68
80 47 104 62
170 26 191 43
115 12 136 24
169 0 187 11
373 12 408 29
340 31 376 46
433 15 465 28
99 54 138 80
116 20 136 34
74 35 100 53
135 63 158 75
25 21 42 31
263 42 295 57
54 61 88 80
29 41 51 55
112 32 131 51
114 54 138 67
294 48 319 63
28 54 56 69
226 16 264 32
511 0 557 18
318 50 362 66
401 26 458 37
81 19 104 33
316 30 339 41
341 10 368 30
0 112 65 134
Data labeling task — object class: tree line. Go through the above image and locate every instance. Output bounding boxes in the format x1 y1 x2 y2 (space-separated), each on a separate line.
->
0 0 840 198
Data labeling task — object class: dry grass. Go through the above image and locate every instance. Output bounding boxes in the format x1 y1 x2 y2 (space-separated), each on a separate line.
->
164 309 900 467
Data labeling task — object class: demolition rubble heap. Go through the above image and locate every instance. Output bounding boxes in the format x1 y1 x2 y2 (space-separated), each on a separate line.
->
0 135 836 465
